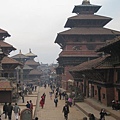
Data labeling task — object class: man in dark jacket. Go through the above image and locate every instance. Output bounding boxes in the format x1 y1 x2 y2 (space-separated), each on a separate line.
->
3 102 8 119
62 102 69 120
7 103 13 120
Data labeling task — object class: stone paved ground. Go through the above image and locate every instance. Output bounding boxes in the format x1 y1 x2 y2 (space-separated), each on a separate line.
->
0 86 119 120
35 86 88 120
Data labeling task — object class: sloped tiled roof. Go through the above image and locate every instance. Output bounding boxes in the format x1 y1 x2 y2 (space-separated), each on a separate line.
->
29 69 41 75
55 28 120 43
67 14 111 20
59 28 120 35
70 55 111 72
0 28 10 37
12 54 29 59
0 41 16 50
65 15 112 27
97 36 120 52
59 50 98 57
0 81 13 91
2 56 22 65
25 60 39 66
23 64 33 70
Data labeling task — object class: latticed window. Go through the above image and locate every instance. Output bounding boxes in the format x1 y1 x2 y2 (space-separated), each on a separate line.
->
86 44 96 50
72 45 82 50
117 70 120 83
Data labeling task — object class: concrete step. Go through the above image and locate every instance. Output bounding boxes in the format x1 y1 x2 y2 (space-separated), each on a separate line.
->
75 101 116 120
85 98 120 120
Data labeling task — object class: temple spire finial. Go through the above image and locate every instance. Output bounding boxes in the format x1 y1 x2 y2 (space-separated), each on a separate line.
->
29 48 32 53
82 0 90 5
19 50 22 54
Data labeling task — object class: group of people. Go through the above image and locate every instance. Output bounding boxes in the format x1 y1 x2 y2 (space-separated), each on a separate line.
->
40 84 109 120
2 100 34 120
3 102 20 120
26 100 33 112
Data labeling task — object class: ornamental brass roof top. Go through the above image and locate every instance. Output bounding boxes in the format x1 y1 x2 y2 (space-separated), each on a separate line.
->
12 50 29 59
82 0 90 5
25 49 37 57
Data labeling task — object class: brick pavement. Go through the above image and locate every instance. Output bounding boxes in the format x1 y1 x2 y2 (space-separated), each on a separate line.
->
1 86 119 120
35 86 88 120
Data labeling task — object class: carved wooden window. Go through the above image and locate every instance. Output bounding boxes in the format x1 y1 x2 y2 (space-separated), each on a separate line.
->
87 38 95 42
72 45 81 50
102 94 105 99
95 90 97 95
117 70 120 83
86 45 96 50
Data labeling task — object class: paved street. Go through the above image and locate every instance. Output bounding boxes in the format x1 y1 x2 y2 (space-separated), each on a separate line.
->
35 86 88 120
0 86 119 120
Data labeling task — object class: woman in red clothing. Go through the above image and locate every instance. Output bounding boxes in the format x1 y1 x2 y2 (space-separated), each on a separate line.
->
40 95 45 108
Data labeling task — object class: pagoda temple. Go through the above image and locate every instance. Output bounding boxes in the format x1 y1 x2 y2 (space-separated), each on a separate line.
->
12 49 41 84
55 0 120 90
0 28 22 102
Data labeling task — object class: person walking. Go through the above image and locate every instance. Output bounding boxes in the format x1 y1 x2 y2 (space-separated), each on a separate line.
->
40 95 45 108
7 103 13 120
62 102 69 120
26 101 30 109
30 100 33 116
59 91 62 100
54 96 58 107
99 108 107 120
43 93 46 103
3 102 8 119
49 91 53 100
68 97 72 107
13 103 20 120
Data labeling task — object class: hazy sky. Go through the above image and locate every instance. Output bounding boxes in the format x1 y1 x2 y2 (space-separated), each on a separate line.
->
0 0 120 64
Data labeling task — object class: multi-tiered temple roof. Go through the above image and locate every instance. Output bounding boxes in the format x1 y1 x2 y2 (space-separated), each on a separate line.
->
55 0 120 66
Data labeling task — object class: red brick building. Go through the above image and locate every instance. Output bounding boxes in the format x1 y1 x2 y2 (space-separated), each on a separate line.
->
70 36 120 106
55 0 120 90
0 28 22 102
